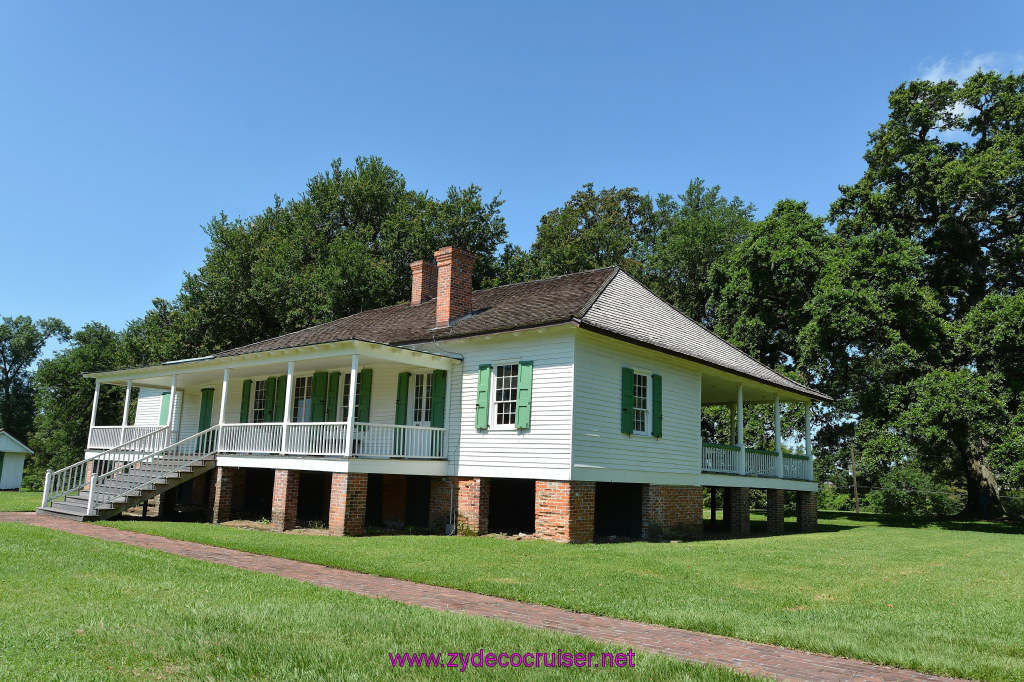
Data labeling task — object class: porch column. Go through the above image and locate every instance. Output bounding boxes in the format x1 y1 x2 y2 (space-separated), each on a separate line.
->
217 369 229 451
119 380 132 444
280 361 295 453
345 354 359 456
166 374 178 446
736 385 745 475
774 394 783 478
89 380 101 446
804 402 813 480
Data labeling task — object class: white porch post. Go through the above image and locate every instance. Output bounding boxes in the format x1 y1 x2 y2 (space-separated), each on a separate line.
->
280 361 295 453
166 374 177 446
804 402 814 480
345 354 359 456
737 384 745 475
217 368 229 451
774 394 783 478
119 380 132 444
89 379 101 449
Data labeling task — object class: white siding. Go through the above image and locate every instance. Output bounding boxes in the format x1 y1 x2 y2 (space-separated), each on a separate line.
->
572 329 702 485
412 326 575 480
134 387 165 426
0 452 25 490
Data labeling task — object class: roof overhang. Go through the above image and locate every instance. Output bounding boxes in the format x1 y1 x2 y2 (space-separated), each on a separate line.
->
84 339 462 387
0 431 33 454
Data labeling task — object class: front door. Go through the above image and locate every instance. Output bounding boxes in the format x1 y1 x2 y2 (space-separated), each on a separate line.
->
406 373 433 457
197 388 215 451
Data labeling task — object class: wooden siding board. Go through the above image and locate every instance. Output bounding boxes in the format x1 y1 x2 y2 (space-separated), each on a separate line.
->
572 329 702 479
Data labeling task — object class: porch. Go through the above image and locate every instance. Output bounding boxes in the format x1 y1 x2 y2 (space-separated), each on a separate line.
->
699 372 816 483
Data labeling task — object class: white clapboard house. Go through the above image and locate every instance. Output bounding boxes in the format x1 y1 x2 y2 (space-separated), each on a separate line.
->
37 246 828 542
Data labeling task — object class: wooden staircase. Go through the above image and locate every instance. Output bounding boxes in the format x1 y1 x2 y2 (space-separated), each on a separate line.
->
37 425 219 522
36 456 215 521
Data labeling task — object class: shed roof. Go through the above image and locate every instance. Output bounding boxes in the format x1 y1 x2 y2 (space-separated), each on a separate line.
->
0 430 33 454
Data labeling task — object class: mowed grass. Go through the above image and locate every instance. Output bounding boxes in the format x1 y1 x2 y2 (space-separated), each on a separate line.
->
0 490 40 511
103 512 1024 682
0 523 749 682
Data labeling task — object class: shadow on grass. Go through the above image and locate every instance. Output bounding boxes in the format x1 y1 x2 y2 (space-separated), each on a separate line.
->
819 510 1024 535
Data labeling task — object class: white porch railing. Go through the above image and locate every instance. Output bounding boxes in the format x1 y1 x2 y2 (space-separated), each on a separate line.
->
88 425 167 450
701 442 741 474
43 426 171 507
745 448 777 477
219 423 284 454
352 423 445 459
701 442 813 481
216 422 446 459
783 454 813 480
285 423 347 456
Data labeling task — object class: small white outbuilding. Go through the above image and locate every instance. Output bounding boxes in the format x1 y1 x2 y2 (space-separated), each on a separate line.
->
0 429 31 490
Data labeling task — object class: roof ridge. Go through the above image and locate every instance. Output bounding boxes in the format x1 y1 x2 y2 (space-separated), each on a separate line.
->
574 266 620 319
472 265 620 296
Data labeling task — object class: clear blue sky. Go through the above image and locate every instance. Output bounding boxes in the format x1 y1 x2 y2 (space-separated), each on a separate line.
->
2 1 1022 358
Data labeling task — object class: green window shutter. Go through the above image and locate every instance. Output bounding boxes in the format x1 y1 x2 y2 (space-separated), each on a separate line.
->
651 373 663 438
311 371 328 422
395 372 410 425
515 361 533 429
326 372 340 422
158 391 171 426
620 368 634 434
356 369 372 422
239 379 252 423
274 375 288 422
264 377 278 422
476 365 491 430
431 369 447 428
0 453 5 482
198 388 215 432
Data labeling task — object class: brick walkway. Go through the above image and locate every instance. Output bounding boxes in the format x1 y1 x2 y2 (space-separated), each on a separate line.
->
4 512 964 682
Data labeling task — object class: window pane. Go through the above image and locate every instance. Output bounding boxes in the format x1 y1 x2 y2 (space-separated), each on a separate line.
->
252 380 266 423
633 373 648 434
494 364 518 425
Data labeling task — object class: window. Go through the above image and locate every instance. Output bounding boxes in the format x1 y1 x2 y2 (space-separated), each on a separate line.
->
493 363 518 426
412 372 433 423
341 372 361 421
633 372 649 435
251 380 267 423
292 376 314 422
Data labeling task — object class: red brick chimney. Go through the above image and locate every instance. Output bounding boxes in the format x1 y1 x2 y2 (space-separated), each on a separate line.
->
410 259 437 306
434 246 476 327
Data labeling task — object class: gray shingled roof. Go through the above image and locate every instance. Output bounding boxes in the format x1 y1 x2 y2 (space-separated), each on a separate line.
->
216 266 828 401
579 271 830 401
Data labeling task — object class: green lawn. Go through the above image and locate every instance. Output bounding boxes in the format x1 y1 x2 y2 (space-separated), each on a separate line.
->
101 512 1024 682
0 490 40 512
0 523 747 681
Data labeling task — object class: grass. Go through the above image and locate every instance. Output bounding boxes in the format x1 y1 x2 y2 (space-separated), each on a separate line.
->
0 522 749 681
0 490 40 512
101 511 1024 682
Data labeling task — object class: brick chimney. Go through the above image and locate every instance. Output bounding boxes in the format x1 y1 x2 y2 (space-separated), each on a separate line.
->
434 246 476 327
410 259 437 306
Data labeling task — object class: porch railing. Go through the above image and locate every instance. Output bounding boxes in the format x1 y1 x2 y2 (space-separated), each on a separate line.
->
87 425 167 450
215 422 445 459
701 442 813 481
43 426 171 508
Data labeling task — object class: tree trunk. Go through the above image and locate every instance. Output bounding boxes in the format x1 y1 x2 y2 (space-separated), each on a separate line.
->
960 455 1004 519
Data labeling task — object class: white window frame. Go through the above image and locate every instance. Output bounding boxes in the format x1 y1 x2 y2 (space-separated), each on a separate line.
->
291 374 315 423
631 369 652 437
339 371 361 422
489 361 520 430
409 372 433 425
250 379 268 423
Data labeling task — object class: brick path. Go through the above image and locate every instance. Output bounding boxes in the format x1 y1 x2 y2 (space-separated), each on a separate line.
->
4 512 965 682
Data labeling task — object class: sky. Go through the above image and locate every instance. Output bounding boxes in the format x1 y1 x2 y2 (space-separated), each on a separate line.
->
2 1 1023 360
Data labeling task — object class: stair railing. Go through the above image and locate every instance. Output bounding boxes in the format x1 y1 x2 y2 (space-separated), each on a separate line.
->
85 425 220 516
41 426 171 509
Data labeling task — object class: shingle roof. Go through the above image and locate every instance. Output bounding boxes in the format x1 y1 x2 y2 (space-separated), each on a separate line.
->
216 266 829 401
579 271 830 401
217 267 619 356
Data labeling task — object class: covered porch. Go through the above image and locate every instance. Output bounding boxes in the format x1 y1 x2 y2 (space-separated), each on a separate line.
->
699 371 816 483
84 340 460 462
